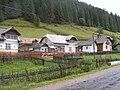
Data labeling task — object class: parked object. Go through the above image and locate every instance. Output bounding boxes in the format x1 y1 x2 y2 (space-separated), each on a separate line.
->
108 61 120 65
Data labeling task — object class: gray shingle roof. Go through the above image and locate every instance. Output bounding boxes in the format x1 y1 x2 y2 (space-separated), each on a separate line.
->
30 43 43 48
76 35 112 47
30 43 55 49
89 35 112 44
0 28 9 40
44 34 76 44
76 41 93 46
0 27 21 40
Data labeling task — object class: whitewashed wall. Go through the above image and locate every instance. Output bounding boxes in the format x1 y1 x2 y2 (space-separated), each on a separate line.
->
82 44 97 53
103 40 112 51
0 39 19 53
40 47 48 52
65 43 76 53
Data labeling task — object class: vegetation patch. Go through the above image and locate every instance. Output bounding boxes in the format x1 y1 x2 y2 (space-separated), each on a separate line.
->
0 19 120 40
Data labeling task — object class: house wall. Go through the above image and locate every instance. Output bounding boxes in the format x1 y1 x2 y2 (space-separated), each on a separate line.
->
40 47 48 52
65 43 76 53
103 40 112 51
0 40 18 53
40 37 76 53
82 44 97 53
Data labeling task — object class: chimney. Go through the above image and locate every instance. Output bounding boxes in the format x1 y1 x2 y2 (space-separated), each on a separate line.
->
97 34 102 38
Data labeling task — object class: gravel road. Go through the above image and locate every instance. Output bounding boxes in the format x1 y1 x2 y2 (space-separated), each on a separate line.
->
34 65 120 90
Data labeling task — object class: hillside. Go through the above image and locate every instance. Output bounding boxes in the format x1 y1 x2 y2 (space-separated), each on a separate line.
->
0 18 120 41
0 0 120 32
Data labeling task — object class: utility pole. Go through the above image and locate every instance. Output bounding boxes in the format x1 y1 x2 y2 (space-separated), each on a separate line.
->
93 33 95 59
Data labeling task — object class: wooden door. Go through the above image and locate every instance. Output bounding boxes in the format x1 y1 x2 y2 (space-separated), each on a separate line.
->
97 44 103 52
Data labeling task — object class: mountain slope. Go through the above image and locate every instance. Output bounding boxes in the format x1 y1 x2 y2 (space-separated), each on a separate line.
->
0 19 120 41
0 0 120 32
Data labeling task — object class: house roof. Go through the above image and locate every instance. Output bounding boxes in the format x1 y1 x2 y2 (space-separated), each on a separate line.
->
30 43 55 49
19 37 41 45
0 28 9 40
76 34 112 47
30 43 43 48
43 34 76 44
0 27 21 40
89 35 112 44
76 41 93 46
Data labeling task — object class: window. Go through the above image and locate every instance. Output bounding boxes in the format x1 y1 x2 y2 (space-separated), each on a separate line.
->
6 43 11 50
106 45 108 49
5 34 18 39
86 46 88 50
69 47 72 51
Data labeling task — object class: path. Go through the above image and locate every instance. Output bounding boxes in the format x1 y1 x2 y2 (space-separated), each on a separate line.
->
34 65 120 90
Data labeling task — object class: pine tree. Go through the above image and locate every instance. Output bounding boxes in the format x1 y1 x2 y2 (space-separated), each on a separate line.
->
20 0 35 22
7 0 21 19
0 5 4 22
46 0 55 23
33 15 40 27
0 0 120 32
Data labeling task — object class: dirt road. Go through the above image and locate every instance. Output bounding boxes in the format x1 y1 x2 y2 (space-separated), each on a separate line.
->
34 65 120 90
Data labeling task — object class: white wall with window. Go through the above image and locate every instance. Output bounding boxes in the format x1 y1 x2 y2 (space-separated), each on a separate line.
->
40 47 48 52
103 41 112 51
82 44 97 53
0 41 19 52
65 44 76 53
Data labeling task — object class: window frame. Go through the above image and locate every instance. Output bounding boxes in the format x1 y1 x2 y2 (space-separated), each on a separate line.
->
6 43 11 50
5 34 18 40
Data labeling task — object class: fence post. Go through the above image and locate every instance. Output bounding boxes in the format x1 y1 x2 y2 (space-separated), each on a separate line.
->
42 59 45 65
59 65 63 77
25 68 30 81
2 54 5 63
96 59 98 68
0 73 5 85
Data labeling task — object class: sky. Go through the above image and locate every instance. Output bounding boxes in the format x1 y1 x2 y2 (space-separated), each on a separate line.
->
78 0 120 15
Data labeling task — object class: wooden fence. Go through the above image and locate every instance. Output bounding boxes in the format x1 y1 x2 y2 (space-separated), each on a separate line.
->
0 51 120 85
0 56 117 85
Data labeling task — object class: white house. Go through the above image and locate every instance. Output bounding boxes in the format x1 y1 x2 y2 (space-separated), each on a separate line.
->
76 34 113 53
0 27 21 53
76 41 97 53
89 35 112 52
30 34 77 53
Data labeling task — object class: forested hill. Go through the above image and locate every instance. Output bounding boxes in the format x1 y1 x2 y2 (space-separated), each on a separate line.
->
0 0 120 32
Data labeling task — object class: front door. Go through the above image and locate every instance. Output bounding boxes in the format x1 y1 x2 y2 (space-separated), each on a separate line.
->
97 44 103 52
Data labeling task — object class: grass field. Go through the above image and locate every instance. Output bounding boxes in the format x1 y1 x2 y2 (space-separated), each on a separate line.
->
0 53 120 90
0 18 120 41
0 59 58 74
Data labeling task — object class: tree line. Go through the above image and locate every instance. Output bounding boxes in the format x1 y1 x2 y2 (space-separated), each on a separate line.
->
0 0 120 32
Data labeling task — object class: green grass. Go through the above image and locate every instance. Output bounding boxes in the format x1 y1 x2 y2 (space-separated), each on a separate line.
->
80 53 120 61
0 60 44 74
0 18 120 40
0 53 120 90
0 59 58 74
0 65 115 90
